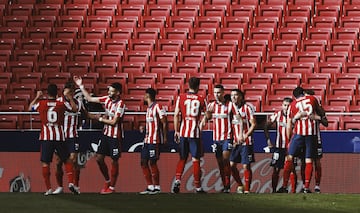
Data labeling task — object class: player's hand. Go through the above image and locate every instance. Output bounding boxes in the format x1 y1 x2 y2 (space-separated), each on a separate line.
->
73 76 83 87
174 132 180 144
35 90 43 98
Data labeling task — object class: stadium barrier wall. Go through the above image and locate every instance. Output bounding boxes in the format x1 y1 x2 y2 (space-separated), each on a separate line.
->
0 130 359 193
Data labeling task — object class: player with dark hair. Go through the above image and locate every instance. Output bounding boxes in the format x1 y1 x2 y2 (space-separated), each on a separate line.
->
281 87 320 193
202 84 238 193
264 97 297 193
172 77 207 193
139 88 168 195
74 76 125 194
229 89 256 194
52 81 83 194
28 84 79 195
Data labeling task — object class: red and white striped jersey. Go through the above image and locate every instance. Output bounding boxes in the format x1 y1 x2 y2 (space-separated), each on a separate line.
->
175 93 206 138
57 96 82 139
270 110 288 149
207 100 237 141
144 102 167 144
99 96 125 139
288 95 319 136
237 103 256 145
33 99 72 141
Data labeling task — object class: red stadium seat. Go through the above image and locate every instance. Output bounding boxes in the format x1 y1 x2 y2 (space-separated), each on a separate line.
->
43 72 71 85
80 27 107 39
129 39 156 51
7 4 34 16
7 61 34 73
271 84 298 96
74 37 102 50
86 16 112 28
125 50 151 62
99 72 127 84
14 72 42 85
157 39 183 52
70 50 97 62
92 61 118 74
129 73 157 84
303 73 331 89
3 15 28 27
25 27 52 39
17 38 45 50
191 28 217 40
175 62 200 74
35 61 62 73
119 61 145 73
146 62 173 73
271 39 297 52
217 73 243 85
63 4 89 16
196 16 222 28
35 4 61 16
119 4 144 17
107 28 133 40
313 16 336 28
202 62 228 73
261 62 287 74
63 61 90 75
113 16 138 28
41 49 68 62
13 49 40 62
147 4 172 17
29 15 56 27
21 114 41 129
91 4 117 16
125 83 150 95
168 17 194 29
330 84 356 96
185 39 212 51
288 62 314 74
9 83 37 96
274 73 302 85
243 40 267 62
57 16 84 28
0 72 12 84
0 27 23 39
340 116 360 130
164 27 189 40
152 51 178 63
334 73 360 85
0 38 16 50
237 51 263 70
231 61 258 74
241 84 267 102
0 115 18 129
53 27 79 39
159 73 186 85
174 5 200 16
4 94 30 106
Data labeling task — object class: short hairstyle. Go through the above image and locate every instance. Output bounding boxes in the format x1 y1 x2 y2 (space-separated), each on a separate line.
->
47 84 58 97
292 86 304 98
231 88 245 99
64 81 75 90
283 97 293 103
110 82 122 93
145 88 156 101
304 89 315 95
188 77 200 90
224 94 231 102
214 84 224 90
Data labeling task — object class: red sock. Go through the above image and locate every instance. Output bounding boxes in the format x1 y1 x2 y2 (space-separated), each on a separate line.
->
193 160 201 188
304 162 313 189
271 172 279 192
42 165 51 190
110 163 119 187
141 164 153 185
315 163 321 186
150 163 160 186
290 172 297 193
74 167 80 187
244 168 251 191
231 166 243 186
282 160 294 188
175 159 186 181
223 161 231 187
55 164 63 187
64 162 74 184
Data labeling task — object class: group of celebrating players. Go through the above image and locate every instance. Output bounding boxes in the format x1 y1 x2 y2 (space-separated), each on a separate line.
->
28 75 327 195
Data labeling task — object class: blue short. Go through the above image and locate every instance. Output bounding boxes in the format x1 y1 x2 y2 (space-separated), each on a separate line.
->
270 148 286 169
230 145 249 164
213 139 232 158
141 143 159 160
178 137 202 159
65 137 79 153
97 135 121 160
40 140 70 163
288 134 315 159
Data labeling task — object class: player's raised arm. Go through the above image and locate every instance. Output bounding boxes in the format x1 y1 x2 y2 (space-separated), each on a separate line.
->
73 76 101 103
28 90 43 111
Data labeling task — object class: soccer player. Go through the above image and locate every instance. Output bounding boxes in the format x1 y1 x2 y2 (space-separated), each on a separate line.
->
139 88 168 195
302 89 328 193
172 77 207 194
202 84 237 193
52 82 83 194
28 84 79 195
264 97 294 193
229 89 256 194
74 76 125 194
281 87 320 193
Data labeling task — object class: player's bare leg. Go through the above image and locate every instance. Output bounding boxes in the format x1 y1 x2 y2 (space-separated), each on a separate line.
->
96 154 113 194
314 159 322 193
230 162 244 194
272 168 280 193
53 155 64 194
